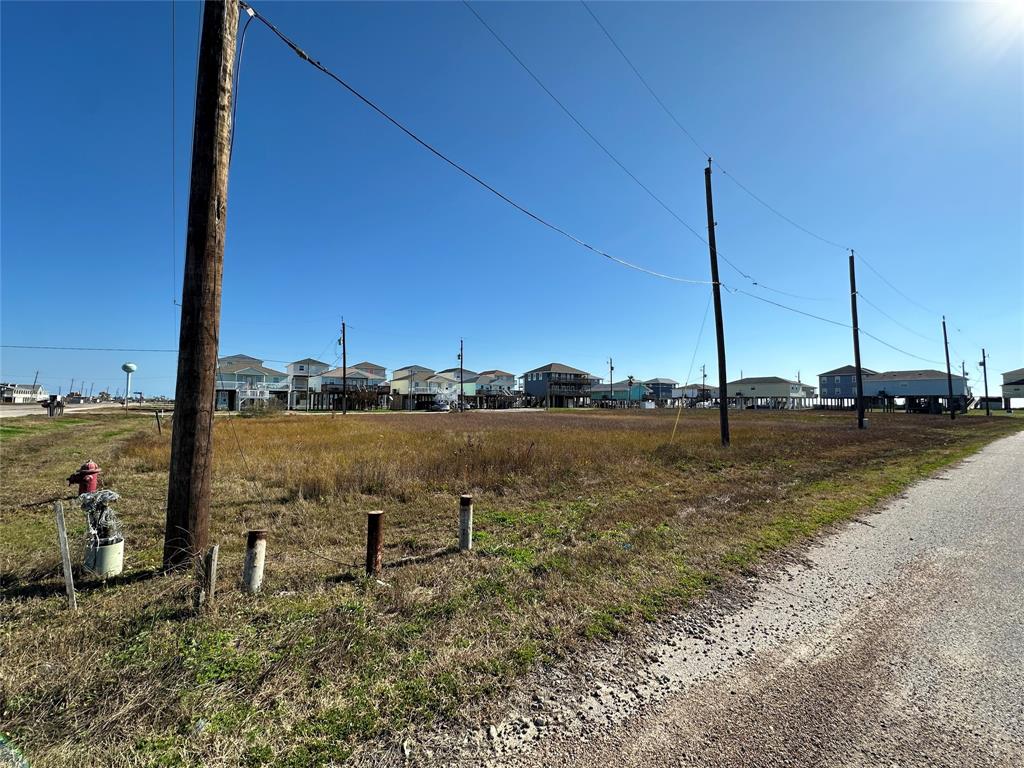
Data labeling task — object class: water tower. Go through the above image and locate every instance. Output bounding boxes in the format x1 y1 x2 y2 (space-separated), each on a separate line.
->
121 362 137 412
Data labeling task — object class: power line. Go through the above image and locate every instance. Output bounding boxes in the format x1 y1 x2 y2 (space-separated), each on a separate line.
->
579 0 709 159
856 291 935 342
579 1 849 251
2 345 178 353
171 0 177 311
240 2 710 287
670 287 712 443
857 254 938 317
725 286 849 329
859 329 944 366
229 6 255 160
724 286 944 365
465 0 819 300
578 0 957 320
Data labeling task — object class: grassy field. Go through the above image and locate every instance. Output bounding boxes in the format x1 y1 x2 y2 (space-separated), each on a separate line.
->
1 408 1020 767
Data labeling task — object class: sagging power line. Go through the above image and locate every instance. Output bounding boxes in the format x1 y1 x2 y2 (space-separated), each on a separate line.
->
240 2 710 288
578 0 953 323
465 0 822 302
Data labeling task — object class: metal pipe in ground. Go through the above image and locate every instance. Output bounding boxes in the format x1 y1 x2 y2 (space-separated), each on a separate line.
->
365 511 384 577
459 494 473 551
241 530 267 593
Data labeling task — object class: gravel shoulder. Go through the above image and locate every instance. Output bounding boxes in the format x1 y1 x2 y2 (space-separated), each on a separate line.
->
383 430 1024 767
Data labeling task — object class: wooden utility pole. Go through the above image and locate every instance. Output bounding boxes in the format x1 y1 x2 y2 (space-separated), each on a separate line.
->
608 357 614 406
163 0 240 570
704 161 730 446
848 250 866 429
941 316 955 421
341 319 348 415
980 348 990 416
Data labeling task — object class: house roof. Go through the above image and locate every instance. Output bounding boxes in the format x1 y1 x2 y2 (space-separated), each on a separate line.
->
477 369 515 377
320 367 370 378
727 376 799 386
352 361 386 371
644 378 679 385
819 365 880 377
392 370 434 381
289 358 329 367
217 357 286 377
524 362 591 376
1002 367 1024 384
867 369 965 382
436 367 478 377
394 364 433 374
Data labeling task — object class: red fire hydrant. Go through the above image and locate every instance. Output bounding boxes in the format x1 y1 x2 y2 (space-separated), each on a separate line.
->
67 460 101 495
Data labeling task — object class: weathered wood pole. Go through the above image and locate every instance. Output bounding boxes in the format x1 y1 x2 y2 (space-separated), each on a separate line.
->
54 502 77 611
704 160 730 447
163 0 240 570
241 530 266 593
848 250 866 429
194 543 220 608
459 494 474 551
365 511 384 577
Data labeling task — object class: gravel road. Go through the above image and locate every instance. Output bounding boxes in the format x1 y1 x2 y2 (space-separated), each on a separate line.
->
392 431 1024 768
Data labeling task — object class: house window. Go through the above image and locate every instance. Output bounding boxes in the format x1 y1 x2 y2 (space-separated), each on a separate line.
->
299 365 305 372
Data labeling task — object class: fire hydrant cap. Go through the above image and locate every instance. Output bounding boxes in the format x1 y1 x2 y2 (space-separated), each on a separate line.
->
80 461 100 475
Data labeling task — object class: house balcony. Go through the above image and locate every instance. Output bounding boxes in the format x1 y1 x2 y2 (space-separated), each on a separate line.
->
548 384 591 396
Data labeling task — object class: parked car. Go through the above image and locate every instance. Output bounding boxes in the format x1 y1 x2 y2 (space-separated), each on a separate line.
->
429 401 451 412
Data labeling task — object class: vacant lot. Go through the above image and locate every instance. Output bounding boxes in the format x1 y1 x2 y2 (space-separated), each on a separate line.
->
1 409 1020 767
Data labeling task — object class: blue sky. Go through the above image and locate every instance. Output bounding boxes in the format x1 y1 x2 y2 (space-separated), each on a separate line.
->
2 1 1021 397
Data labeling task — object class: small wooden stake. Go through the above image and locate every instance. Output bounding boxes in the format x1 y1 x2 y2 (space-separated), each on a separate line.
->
365 511 384 577
241 530 266 594
459 494 474 552
154 410 163 435
194 544 220 609
54 502 77 611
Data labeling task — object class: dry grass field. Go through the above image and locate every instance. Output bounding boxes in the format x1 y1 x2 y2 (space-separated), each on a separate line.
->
1 408 1020 767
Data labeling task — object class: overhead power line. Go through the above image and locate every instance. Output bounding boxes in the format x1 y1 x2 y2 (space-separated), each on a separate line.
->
240 2 710 287
465 0 822 301
856 254 938 317
723 287 944 366
581 0 850 252
856 291 935 342
2 345 179 353
578 0 955 320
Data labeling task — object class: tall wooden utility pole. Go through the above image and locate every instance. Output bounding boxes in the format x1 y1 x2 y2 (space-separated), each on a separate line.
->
980 349 990 416
163 0 240 570
941 316 955 422
341 319 348 414
848 250 866 429
704 160 730 447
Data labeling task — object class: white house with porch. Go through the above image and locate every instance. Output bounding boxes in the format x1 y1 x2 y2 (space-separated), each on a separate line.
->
287 358 331 410
215 354 289 410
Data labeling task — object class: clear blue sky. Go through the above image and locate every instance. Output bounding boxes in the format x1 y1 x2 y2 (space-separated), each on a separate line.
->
2 1 1021 397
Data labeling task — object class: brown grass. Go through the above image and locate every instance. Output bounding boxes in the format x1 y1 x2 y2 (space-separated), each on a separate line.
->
1 408 1020 767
